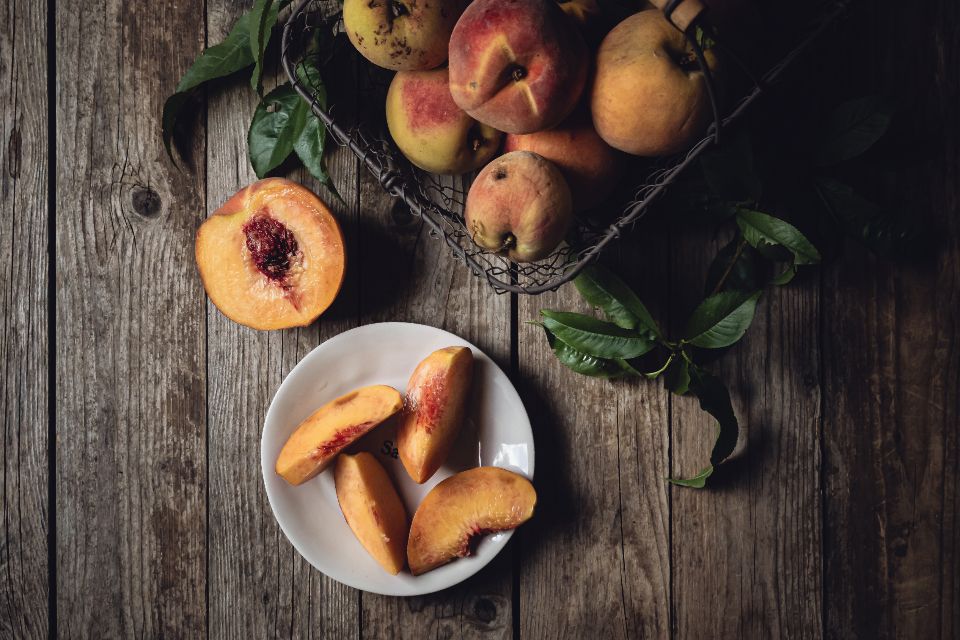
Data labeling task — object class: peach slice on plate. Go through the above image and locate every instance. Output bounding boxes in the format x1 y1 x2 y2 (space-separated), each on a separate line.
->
334 452 409 575
276 385 403 486
196 178 346 330
397 346 474 484
407 466 536 575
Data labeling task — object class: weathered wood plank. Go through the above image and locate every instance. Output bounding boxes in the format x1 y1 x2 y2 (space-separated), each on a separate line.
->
356 136 514 637
821 2 960 637
668 226 822 639
518 242 671 639
0 0 49 637
55 0 207 636
204 2 359 638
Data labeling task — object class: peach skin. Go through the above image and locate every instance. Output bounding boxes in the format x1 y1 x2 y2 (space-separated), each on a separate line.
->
397 346 474 483
503 110 623 212
447 0 589 134
386 68 503 174
591 10 720 156
464 151 573 262
343 0 469 71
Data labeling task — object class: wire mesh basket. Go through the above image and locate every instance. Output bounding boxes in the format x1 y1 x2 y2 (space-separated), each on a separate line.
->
281 0 849 294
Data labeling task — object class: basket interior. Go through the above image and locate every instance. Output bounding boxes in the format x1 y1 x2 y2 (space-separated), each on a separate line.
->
283 0 849 294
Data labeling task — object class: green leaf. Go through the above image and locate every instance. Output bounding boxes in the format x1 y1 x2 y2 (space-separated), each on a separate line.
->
177 12 255 94
669 466 713 488
249 83 310 177
663 356 691 395
250 0 276 94
289 61 342 201
163 11 256 161
736 209 821 265
813 176 923 259
815 95 894 166
771 264 796 286
295 112 342 201
573 265 662 338
694 25 716 51
643 353 674 379
543 328 629 378
683 291 760 349
540 310 655 359
704 237 760 295
688 366 739 466
161 92 194 161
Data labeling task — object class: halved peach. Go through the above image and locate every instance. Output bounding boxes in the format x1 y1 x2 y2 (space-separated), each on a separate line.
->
334 452 409 575
397 347 474 484
276 385 403 486
196 178 346 331
407 467 536 575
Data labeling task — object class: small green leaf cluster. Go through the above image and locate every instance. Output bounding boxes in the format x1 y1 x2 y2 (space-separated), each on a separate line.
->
541 227 819 487
162 0 340 198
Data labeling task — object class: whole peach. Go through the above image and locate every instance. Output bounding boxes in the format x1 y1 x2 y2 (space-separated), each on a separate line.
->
504 111 623 212
386 68 503 175
464 151 573 262
591 10 720 156
448 0 589 134
344 0 468 71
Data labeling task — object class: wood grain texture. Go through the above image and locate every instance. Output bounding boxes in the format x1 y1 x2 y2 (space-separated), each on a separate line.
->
356 87 514 636
669 227 822 639
0 0 49 637
821 2 960 638
518 240 672 639
24 0 960 636
55 0 207 636
203 2 359 638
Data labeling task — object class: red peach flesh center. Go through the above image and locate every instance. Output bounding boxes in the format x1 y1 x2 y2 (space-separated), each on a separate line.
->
243 210 300 282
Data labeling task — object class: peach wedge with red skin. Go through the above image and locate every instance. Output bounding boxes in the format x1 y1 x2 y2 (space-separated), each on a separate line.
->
335 452 409 575
276 385 403 486
195 178 346 331
386 68 503 175
407 467 536 576
448 0 589 134
397 346 474 484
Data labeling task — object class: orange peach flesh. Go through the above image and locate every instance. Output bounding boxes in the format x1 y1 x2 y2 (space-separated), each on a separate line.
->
397 347 474 484
276 385 403 486
335 452 409 575
407 467 536 575
195 178 346 331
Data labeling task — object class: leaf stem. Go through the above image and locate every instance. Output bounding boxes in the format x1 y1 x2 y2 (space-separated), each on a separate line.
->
708 237 749 297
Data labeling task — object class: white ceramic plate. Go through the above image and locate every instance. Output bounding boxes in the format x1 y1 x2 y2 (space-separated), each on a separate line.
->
261 322 534 596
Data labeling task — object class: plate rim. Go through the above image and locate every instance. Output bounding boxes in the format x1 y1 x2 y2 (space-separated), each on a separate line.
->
260 321 535 596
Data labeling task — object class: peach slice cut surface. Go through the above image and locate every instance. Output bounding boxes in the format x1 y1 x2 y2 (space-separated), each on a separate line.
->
335 452 409 575
407 467 536 576
276 385 403 486
397 346 474 484
196 178 346 331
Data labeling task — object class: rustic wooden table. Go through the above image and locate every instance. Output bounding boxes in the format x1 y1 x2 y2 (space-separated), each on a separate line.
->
2 0 957 637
